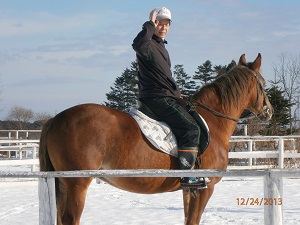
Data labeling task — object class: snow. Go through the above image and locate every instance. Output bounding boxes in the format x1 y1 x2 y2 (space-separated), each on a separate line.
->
0 165 300 225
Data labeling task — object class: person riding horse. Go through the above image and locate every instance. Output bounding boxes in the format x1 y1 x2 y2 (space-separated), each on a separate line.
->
132 7 209 189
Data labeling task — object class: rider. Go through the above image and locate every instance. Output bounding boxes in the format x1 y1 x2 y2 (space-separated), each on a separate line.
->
132 7 208 189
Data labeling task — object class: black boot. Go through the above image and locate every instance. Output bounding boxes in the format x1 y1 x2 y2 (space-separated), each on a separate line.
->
178 149 209 190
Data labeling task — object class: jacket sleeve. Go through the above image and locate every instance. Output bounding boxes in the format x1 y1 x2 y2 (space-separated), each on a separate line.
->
132 21 155 58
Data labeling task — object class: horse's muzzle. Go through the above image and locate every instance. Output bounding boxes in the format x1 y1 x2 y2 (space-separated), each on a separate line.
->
257 106 273 121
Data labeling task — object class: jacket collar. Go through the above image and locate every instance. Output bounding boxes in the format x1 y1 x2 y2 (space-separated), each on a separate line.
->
152 34 168 44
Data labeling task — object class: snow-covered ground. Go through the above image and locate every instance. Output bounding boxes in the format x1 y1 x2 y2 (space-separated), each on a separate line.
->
0 165 299 225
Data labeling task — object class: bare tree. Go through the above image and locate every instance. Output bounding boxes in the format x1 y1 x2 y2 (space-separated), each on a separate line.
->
35 112 52 121
6 106 35 130
34 112 52 126
0 74 3 114
273 52 300 133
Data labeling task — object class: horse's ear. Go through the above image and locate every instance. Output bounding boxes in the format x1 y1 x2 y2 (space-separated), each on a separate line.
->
251 53 262 73
238 54 247 66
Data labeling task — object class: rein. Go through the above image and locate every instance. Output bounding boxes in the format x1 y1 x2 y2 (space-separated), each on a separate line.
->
190 66 268 122
189 98 239 122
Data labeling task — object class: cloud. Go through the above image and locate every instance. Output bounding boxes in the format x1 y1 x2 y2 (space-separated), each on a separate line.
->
0 11 103 37
1 0 300 119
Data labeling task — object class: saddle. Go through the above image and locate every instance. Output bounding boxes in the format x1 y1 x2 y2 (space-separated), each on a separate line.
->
129 100 210 157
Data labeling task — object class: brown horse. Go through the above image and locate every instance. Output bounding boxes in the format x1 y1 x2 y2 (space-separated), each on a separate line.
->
39 53 273 225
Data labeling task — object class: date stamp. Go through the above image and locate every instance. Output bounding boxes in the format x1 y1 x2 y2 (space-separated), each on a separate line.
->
237 197 282 206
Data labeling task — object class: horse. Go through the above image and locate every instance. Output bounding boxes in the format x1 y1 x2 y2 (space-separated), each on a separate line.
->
39 53 273 225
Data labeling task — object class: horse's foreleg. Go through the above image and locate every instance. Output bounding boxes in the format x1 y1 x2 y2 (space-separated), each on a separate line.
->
185 185 215 225
61 177 93 225
182 189 191 224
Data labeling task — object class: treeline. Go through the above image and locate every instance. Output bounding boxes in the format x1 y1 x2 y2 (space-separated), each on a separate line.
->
104 57 295 136
105 60 236 110
1 53 299 135
0 106 52 130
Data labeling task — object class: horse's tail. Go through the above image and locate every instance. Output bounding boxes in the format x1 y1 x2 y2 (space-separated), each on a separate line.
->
39 118 66 224
39 117 54 172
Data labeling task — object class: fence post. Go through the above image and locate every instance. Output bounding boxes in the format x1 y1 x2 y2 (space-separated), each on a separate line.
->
247 140 253 166
264 172 283 225
32 146 37 159
278 137 284 169
38 177 57 225
18 147 22 160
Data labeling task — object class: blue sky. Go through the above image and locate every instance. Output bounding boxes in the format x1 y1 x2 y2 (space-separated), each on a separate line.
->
0 0 299 119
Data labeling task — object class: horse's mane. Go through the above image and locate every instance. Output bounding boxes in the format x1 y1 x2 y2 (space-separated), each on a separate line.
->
194 65 252 109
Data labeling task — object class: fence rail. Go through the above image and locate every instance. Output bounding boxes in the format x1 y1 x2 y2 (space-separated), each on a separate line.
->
1 135 300 169
1 132 300 225
0 168 300 178
0 130 41 140
229 135 300 169
0 168 299 225
0 139 39 159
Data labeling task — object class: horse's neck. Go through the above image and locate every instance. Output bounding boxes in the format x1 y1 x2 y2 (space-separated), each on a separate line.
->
196 90 247 139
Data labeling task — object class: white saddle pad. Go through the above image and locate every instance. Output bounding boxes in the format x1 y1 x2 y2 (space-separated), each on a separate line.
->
129 108 178 157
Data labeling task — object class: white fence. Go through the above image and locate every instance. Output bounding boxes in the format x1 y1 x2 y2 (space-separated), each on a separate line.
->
0 130 40 160
1 132 300 225
228 135 300 169
0 168 299 225
0 129 41 139
1 134 300 169
0 139 39 159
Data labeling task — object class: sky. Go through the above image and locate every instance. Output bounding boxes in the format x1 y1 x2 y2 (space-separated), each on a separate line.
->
0 0 300 119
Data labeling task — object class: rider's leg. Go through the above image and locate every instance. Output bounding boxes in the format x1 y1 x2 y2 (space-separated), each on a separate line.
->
140 97 208 189
178 149 208 189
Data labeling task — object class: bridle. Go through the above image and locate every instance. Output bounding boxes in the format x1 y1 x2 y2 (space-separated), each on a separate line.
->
190 67 270 122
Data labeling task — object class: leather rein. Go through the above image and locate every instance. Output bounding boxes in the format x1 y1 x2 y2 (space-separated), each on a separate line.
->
190 67 268 122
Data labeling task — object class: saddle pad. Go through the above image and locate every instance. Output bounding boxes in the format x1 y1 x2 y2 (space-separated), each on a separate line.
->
128 108 178 157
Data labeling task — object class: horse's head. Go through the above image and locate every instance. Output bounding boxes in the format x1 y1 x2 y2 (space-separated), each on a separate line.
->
238 53 273 121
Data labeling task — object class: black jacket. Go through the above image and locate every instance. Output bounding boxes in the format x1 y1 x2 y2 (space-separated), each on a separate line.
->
132 21 181 99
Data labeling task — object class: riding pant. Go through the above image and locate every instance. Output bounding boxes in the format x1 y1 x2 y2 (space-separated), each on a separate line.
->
140 97 201 150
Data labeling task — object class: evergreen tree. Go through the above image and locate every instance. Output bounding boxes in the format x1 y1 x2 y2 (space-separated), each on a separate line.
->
214 60 236 77
266 84 292 135
173 64 196 96
104 61 138 112
214 65 227 77
193 60 215 89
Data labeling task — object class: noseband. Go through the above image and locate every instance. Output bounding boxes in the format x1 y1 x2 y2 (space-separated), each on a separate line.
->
190 67 270 122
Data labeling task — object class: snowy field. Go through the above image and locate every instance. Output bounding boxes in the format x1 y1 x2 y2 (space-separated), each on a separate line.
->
0 165 300 225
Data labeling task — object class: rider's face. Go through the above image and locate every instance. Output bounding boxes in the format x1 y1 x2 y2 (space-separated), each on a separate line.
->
154 19 170 39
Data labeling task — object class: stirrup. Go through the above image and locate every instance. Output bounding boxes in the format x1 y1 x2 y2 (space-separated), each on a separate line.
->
180 177 211 190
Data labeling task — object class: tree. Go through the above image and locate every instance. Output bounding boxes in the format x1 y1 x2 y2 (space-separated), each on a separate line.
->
214 60 237 77
173 64 196 96
6 106 35 130
193 60 215 89
34 112 52 122
273 52 300 133
265 84 292 135
0 74 3 114
214 65 227 77
104 61 138 112
34 112 53 128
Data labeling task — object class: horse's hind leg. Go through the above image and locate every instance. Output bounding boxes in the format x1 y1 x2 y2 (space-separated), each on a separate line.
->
61 177 93 225
56 178 67 225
